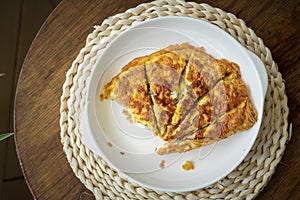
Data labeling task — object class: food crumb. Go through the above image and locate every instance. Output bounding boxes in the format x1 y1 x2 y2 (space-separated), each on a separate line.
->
120 152 125 155
122 109 134 123
107 142 113 147
182 160 194 171
159 160 165 169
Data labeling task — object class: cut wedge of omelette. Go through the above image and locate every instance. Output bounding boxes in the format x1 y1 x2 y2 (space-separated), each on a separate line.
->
100 43 258 155
145 50 187 137
100 55 155 128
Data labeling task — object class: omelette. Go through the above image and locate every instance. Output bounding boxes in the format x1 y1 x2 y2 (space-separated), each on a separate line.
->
100 43 258 155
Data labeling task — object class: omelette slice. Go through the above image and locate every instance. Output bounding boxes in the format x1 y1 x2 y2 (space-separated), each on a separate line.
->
100 55 155 128
157 99 258 155
165 50 241 139
145 46 189 138
167 75 250 140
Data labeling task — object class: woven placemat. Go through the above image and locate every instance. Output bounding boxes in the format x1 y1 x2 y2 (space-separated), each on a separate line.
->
60 0 289 199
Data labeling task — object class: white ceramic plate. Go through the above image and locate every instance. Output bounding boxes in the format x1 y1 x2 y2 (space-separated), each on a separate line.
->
81 16 268 192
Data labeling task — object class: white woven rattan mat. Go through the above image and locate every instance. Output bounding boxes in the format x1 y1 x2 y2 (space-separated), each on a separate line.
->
60 0 289 199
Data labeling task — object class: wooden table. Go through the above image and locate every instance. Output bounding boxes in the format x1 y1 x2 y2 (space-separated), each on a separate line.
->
14 0 299 199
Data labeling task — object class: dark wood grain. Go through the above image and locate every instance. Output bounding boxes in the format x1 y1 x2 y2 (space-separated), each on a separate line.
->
14 0 299 199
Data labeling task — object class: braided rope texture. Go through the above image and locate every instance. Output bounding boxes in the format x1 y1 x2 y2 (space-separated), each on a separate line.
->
59 0 289 199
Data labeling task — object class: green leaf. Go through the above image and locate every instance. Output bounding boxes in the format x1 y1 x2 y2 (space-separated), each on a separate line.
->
0 133 14 141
